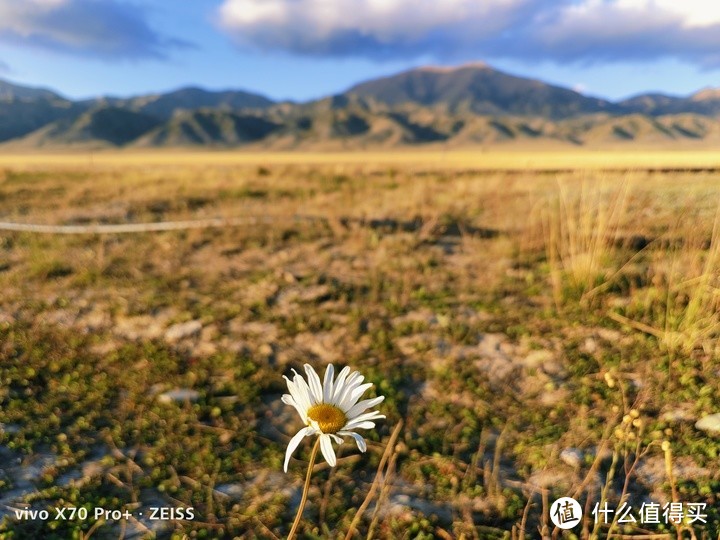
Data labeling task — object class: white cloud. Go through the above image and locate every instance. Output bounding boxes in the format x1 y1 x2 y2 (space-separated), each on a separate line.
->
216 0 720 68
218 0 533 56
0 0 184 60
615 0 720 28
27 0 69 7
525 0 720 67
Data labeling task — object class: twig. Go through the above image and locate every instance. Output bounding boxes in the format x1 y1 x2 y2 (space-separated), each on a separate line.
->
0 214 324 235
287 437 321 540
343 421 403 540
607 311 663 339
366 445 398 539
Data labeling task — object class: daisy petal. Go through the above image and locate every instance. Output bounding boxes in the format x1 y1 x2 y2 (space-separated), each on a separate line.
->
342 373 364 395
284 427 314 473
345 396 385 418
281 394 308 423
336 375 362 404
338 431 367 453
319 434 337 467
329 434 343 445
330 366 352 402
284 375 311 417
282 377 299 404
339 382 374 411
344 421 376 430
293 370 316 407
305 364 323 404
323 364 334 403
346 410 385 425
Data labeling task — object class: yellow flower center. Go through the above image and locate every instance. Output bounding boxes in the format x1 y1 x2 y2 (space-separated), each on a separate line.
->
307 403 347 434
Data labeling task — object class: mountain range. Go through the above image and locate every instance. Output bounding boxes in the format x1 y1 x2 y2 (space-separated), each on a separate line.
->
2 63 720 149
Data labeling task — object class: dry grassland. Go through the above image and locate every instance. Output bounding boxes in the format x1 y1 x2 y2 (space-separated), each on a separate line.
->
1 149 719 538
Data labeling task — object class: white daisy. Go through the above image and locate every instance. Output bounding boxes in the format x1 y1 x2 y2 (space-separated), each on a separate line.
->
282 363 385 472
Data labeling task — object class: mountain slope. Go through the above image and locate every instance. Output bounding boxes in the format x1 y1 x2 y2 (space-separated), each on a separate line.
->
104 87 275 121
618 93 685 115
0 78 87 142
345 64 617 119
620 88 720 116
10 107 161 148
2 64 720 150
0 99 84 142
133 109 281 147
0 80 63 102
0 78 276 144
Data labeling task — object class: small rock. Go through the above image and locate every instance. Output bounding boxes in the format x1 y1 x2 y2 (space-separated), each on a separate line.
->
395 333 439 356
76 308 109 332
0 424 20 435
258 343 275 357
527 468 578 491
114 315 164 341
229 320 279 340
695 414 720 434
524 350 554 369
56 458 106 488
626 373 644 389
636 455 711 492
388 493 453 523
597 328 623 342
215 483 244 499
281 271 298 283
560 448 584 468
200 325 218 341
164 320 202 343
473 334 517 385
41 309 76 327
276 284 331 307
157 389 200 404
475 355 515 384
297 284 331 303
478 333 507 355
89 340 120 355
192 342 218 357
581 337 598 354
539 386 569 406
243 280 279 306
661 408 695 423
293 332 340 363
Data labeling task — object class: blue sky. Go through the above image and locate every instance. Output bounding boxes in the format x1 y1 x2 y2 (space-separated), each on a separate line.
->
0 0 719 102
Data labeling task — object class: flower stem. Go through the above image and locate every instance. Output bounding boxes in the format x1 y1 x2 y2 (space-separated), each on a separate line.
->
287 437 321 540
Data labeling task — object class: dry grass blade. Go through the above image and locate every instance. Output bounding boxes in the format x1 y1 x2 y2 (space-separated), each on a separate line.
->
607 311 663 339
366 446 398 540
344 421 403 540
540 177 631 306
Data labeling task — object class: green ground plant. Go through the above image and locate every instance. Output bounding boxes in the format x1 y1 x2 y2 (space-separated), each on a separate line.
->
0 156 719 538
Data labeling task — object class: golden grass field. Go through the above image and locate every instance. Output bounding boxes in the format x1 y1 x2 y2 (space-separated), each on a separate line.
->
1 148 720 170
1 149 720 539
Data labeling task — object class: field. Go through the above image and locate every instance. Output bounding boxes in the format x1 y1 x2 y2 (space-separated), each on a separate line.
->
1 149 720 539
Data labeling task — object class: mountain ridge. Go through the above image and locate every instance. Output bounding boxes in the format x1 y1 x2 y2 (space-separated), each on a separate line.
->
1 63 719 149
345 63 618 119
0 80 64 102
